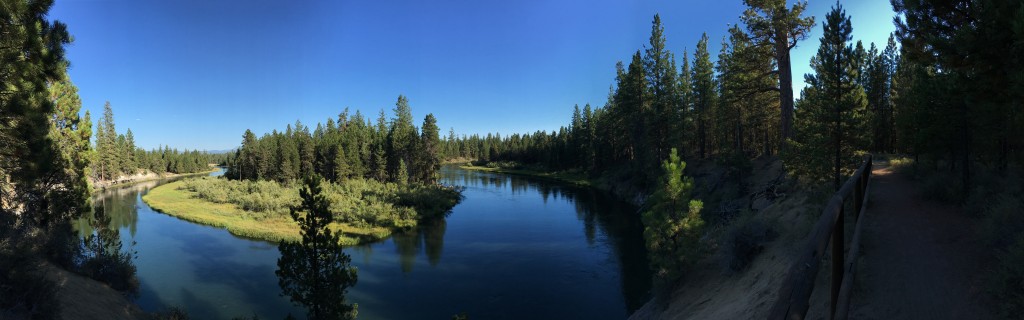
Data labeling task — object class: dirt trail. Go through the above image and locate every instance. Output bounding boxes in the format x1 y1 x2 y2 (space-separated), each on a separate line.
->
849 164 995 319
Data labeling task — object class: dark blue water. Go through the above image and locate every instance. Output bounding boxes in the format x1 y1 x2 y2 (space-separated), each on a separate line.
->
84 167 652 319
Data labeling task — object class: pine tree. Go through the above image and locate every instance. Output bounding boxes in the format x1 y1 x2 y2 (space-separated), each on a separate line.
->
691 33 716 159
396 159 409 186
276 175 358 320
0 0 72 218
612 51 652 185
99 102 119 179
641 148 704 282
643 14 682 162
295 120 315 177
677 51 693 156
740 0 815 152
581 104 596 170
789 3 869 190
229 129 260 180
124 128 136 174
716 25 780 157
45 69 93 223
417 114 441 184
334 146 350 180
388 95 418 182
373 109 389 181
893 0 1024 184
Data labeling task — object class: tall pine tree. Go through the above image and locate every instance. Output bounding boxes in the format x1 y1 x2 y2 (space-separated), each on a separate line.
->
789 3 868 190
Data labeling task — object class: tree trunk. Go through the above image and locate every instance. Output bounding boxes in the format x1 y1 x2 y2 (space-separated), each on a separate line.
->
777 33 795 154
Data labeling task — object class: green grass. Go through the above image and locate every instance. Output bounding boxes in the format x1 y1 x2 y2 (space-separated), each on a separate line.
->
143 180 395 246
459 164 592 187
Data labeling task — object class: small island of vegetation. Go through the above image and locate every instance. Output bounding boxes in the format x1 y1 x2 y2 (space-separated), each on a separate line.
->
143 96 463 245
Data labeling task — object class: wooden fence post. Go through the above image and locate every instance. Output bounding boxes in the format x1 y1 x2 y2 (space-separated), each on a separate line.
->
831 204 844 317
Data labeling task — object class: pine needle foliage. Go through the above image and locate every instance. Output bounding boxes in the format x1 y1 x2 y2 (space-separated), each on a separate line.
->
276 175 358 320
641 148 704 283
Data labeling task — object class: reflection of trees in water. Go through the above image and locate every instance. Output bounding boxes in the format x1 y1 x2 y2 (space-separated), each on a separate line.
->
440 166 653 311
390 218 448 273
76 178 173 239
391 230 421 273
422 219 446 266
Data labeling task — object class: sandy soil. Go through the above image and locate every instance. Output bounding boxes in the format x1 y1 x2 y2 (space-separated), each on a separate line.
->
42 263 147 320
629 158 822 320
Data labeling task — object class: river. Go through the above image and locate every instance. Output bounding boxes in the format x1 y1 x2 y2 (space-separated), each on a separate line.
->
79 166 652 319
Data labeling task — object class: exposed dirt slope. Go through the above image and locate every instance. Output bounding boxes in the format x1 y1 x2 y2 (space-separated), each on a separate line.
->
630 158 824 320
42 263 146 320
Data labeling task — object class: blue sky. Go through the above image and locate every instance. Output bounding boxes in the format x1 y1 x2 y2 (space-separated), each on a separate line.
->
50 0 895 151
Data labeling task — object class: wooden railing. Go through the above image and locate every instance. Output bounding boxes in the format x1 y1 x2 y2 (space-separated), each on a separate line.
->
769 155 873 320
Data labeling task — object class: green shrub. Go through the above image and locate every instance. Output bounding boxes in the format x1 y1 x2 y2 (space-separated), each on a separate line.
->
172 176 462 234
0 231 60 320
888 156 915 174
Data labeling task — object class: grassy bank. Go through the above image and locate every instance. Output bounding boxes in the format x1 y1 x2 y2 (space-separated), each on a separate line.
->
143 177 461 245
143 180 385 245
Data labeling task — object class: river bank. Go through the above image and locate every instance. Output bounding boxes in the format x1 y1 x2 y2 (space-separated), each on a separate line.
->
90 167 221 193
59 165 653 318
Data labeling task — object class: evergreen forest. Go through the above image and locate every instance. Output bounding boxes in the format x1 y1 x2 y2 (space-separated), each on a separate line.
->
1 0 1023 319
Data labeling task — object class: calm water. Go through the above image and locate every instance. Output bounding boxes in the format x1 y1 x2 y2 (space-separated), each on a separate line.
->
81 166 652 319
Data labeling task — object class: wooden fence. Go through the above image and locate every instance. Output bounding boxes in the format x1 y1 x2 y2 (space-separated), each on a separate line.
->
769 154 873 320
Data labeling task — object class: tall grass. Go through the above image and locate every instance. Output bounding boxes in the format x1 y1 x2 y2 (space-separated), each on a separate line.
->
144 177 462 245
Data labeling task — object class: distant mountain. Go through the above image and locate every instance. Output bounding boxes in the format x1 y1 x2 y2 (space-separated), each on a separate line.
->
204 148 237 154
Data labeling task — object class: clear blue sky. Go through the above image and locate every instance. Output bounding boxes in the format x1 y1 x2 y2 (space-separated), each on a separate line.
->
50 0 895 151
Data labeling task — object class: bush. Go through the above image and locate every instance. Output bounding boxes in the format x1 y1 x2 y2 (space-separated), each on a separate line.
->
152 306 190 320
888 156 915 174
78 206 139 294
0 228 60 320
992 233 1024 318
725 212 776 272
174 176 462 233
920 170 962 204
44 222 85 270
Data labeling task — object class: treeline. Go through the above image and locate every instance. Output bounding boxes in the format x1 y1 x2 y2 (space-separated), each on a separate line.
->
227 95 442 185
445 3 818 191
787 5 900 189
888 0 1024 189
92 102 220 180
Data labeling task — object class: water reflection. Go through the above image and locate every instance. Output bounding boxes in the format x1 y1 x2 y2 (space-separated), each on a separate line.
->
389 218 448 273
436 166 652 311
75 179 162 239
82 166 652 319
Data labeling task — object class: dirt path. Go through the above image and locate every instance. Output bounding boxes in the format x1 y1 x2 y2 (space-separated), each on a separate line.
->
849 164 995 319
